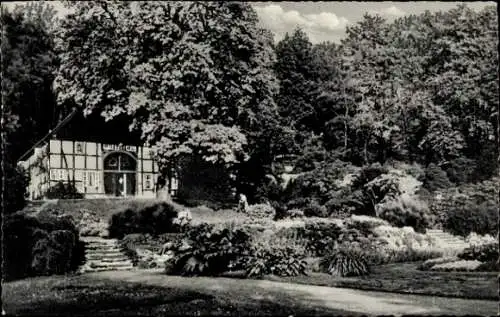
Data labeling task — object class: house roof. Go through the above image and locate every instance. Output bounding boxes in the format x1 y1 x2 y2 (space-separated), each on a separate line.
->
18 108 78 162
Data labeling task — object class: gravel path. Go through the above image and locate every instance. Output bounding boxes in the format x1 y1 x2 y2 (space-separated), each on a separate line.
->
90 269 498 316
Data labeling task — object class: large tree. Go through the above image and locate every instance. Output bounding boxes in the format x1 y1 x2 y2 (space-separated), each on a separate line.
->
1 2 58 213
55 1 278 167
274 28 320 142
1 2 58 161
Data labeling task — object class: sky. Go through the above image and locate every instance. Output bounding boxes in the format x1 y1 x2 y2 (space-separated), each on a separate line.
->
3 1 497 44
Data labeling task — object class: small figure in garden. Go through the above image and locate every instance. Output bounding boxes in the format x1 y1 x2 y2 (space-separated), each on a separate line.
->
237 193 248 213
156 175 171 202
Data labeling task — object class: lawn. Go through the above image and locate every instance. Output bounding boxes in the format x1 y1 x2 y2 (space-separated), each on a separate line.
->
2 274 353 316
265 262 498 300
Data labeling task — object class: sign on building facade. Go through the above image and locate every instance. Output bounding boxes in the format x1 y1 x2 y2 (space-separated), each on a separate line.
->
19 139 178 200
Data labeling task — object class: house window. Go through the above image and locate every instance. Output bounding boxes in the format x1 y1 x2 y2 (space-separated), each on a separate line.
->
76 142 84 154
145 174 152 189
58 170 67 180
84 171 99 188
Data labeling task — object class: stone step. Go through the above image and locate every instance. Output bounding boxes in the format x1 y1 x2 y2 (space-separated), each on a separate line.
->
85 255 129 262
85 241 120 245
86 260 133 268
86 251 127 257
85 244 120 251
85 252 128 259
79 266 134 273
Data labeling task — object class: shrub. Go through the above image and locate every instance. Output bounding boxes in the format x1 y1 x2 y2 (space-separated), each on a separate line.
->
2 212 84 281
246 204 276 219
45 181 84 199
320 246 370 277
295 221 343 257
458 242 499 262
443 201 498 237
245 245 307 278
108 202 180 239
376 194 431 233
165 223 251 276
324 188 357 218
421 164 453 192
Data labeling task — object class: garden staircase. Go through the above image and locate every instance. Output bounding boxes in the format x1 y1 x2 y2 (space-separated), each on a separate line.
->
78 236 134 273
426 229 471 251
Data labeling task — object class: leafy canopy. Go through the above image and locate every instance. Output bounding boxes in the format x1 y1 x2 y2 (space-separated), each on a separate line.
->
55 1 278 166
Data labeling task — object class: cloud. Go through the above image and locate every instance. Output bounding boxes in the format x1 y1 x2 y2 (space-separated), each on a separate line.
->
253 4 348 43
370 5 406 17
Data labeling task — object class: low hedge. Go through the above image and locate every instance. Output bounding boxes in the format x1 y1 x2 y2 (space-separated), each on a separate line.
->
3 212 84 281
109 202 181 239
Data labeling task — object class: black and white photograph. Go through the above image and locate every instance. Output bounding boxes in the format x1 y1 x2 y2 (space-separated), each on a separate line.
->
1 1 498 316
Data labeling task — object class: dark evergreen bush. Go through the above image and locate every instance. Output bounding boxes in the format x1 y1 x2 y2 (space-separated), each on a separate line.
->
2 212 84 281
108 202 180 239
45 181 84 199
444 201 498 237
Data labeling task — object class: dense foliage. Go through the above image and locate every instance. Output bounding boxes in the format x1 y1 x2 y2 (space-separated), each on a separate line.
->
165 223 251 276
108 202 180 239
443 201 498 237
458 242 499 263
245 245 307 277
1 3 58 215
2 2 498 246
45 182 84 199
3 211 84 281
376 194 430 233
55 2 278 168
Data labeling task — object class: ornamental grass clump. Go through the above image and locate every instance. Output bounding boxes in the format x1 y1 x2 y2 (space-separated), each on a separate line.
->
320 245 370 277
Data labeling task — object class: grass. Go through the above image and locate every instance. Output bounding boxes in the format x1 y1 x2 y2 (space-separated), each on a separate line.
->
189 205 250 225
264 262 498 300
2 274 353 316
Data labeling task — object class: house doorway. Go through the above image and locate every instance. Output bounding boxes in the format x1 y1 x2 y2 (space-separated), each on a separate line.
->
103 152 137 197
